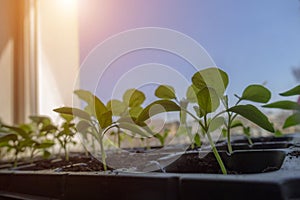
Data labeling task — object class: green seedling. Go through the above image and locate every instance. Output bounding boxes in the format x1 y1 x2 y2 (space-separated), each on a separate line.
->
54 89 153 171
0 124 33 167
150 67 274 174
263 85 300 129
25 116 56 161
55 114 77 161
154 128 170 146
0 116 55 165
222 120 253 145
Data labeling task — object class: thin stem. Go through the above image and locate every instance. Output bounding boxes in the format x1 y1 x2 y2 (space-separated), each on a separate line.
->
14 150 18 168
99 136 107 171
117 128 121 148
207 131 227 175
231 113 238 122
65 144 69 161
211 110 227 121
181 107 206 131
247 137 253 145
226 113 233 154
181 107 199 122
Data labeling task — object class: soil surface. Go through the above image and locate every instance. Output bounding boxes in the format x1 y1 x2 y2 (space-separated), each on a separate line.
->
0 153 107 172
288 151 300 158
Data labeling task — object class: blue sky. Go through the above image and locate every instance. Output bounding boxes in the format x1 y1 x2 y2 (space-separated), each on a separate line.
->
79 0 300 104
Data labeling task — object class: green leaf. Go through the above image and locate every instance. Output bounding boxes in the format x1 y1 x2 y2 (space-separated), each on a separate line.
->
123 89 145 107
283 113 300 128
2 125 29 139
99 111 113 129
155 85 176 99
129 106 143 118
74 90 112 129
208 117 225 132
29 116 51 126
76 120 91 133
118 122 152 138
243 127 251 137
222 128 227 137
137 100 181 122
230 120 244 128
197 87 220 114
263 101 300 110
193 134 201 147
154 133 164 146
43 150 51 159
35 140 55 149
241 84 271 103
186 85 199 103
60 113 74 123
192 67 229 96
53 107 91 121
274 130 283 137
107 99 127 116
228 104 274 132
0 134 18 143
40 124 57 132
280 85 300 96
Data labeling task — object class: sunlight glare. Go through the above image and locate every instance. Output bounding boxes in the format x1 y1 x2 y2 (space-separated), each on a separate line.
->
61 0 77 10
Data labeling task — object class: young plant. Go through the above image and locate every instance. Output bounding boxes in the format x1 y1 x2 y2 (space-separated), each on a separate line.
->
263 85 300 130
0 124 32 167
55 114 77 161
149 67 274 174
221 84 272 152
153 128 170 146
54 89 152 170
24 116 56 161
0 117 55 165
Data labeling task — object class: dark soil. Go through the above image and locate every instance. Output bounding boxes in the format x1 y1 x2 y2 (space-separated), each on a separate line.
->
1 153 107 172
163 152 231 174
288 151 300 158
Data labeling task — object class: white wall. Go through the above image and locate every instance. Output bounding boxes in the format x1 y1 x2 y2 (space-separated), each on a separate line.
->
37 0 80 121
0 0 16 124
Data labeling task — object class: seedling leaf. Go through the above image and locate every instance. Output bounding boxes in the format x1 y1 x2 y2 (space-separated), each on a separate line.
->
107 99 127 116
280 85 300 96
137 100 181 122
0 134 18 143
118 122 152 138
76 120 91 133
197 87 220 114
283 113 300 128
186 85 199 103
192 67 228 96
2 125 28 139
74 90 112 129
241 84 271 103
129 106 143 118
228 104 274 132
123 89 145 107
53 107 91 121
263 101 300 110
99 111 113 129
208 117 225 132
155 85 176 99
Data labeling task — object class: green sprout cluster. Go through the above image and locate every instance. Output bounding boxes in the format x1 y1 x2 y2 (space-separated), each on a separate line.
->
1 67 299 174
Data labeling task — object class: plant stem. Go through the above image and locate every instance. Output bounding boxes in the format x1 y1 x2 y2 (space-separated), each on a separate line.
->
99 137 107 171
247 137 253 145
14 151 18 168
207 131 227 175
65 146 69 161
117 127 121 148
227 114 233 154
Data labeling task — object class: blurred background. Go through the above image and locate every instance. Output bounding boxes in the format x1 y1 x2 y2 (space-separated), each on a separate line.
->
0 0 300 130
